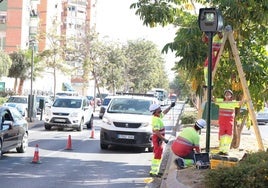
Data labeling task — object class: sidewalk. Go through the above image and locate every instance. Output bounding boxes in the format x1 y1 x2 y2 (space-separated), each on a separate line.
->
148 105 268 188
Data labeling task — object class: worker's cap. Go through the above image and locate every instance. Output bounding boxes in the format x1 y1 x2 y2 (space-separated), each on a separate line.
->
149 103 161 112
224 89 233 96
195 119 206 129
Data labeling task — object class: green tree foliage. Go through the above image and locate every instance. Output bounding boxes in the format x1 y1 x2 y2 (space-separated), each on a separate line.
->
123 39 169 93
131 0 268 110
78 37 169 94
0 50 12 77
8 50 30 94
71 29 105 96
39 24 72 98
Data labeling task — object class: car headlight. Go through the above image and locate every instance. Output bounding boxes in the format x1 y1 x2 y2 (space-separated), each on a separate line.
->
141 122 150 127
102 117 113 125
70 112 79 117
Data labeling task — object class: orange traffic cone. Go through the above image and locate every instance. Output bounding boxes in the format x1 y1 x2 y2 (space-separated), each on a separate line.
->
65 135 72 150
90 128 95 139
32 144 41 164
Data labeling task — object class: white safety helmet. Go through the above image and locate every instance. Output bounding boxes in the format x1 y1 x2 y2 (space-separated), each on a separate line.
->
224 89 233 96
149 103 161 112
195 119 206 129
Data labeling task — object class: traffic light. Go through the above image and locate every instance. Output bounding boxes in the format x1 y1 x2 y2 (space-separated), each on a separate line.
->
198 8 224 32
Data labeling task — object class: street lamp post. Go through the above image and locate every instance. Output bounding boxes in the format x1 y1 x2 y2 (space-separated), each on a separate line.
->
28 41 35 122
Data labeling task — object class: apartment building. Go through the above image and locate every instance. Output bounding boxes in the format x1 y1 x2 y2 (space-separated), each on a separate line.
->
0 0 92 95
0 0 31 52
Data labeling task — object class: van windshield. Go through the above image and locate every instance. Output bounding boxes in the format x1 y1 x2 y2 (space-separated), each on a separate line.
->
107 98 151 115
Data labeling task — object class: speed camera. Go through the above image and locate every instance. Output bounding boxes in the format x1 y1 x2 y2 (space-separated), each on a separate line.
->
198 8 224 32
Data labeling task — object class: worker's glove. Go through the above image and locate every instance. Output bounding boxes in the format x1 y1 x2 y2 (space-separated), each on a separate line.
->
170 102 176 108
164 138 169 144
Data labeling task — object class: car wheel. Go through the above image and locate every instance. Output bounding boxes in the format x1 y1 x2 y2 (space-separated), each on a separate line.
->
148 146 153 152
0 140 2 160
44 124 51 130
100 142 108 150
77 118 84 131
87 115 93 129
16 133 28 153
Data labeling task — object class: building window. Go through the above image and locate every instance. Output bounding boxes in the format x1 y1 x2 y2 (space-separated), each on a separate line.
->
0 15 7 24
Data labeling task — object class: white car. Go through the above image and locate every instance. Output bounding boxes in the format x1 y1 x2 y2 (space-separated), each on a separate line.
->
100 94 159 151
3 95 28 117
44 96 93 131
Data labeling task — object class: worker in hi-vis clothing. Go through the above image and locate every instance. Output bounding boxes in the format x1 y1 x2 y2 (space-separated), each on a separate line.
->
149 102 175 177
202 31 223 87
171 119 207 169
215 89 241 155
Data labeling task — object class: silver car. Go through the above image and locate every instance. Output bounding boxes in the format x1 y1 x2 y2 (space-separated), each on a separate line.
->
3 96 28 117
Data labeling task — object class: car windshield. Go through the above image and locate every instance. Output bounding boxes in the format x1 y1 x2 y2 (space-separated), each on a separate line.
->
7 97 27 104
108 98 151 115
53 98 82 108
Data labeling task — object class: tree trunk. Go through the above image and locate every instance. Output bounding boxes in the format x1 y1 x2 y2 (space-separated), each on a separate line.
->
13 78 18 94
53 67 56 99
17 78 25 95
231 115 246 149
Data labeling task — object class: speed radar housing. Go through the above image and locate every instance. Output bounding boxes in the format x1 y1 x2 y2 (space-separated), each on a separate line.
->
198 8 223 32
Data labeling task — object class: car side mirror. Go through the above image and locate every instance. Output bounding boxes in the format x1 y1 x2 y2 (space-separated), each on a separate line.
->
83 106 89 110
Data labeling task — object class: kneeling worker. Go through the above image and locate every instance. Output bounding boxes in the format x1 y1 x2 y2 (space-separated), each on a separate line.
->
171 119 206 169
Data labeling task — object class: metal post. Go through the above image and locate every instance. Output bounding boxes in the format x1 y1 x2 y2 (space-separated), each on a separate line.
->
205 32 214 153
29 42 34 122
112 67 115 95
93 66 96 112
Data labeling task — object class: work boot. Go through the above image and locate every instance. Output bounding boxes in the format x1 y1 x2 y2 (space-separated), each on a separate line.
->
174 157 186 169
149 173 161 178
218 151 228 156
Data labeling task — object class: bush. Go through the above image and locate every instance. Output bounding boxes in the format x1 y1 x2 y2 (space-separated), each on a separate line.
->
204 151 268 188
180 111 197 124
0 97 7 105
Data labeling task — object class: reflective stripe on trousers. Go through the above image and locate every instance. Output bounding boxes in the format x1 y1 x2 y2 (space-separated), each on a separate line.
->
150 158 161 175
219 134 232 153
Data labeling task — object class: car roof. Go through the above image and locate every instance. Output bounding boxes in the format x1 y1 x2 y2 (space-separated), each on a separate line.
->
9 95 28 98
104 95 117 99
0 106 20 112
110 95 157 101
55 96 85 100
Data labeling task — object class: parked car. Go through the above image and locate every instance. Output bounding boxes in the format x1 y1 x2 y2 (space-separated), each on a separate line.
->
3 95 28 117
36 95 53 114
44 96 94 131
0 106 29 159
55 91 79 97
99 96 114 119
256 108 268 125
100 93 159 151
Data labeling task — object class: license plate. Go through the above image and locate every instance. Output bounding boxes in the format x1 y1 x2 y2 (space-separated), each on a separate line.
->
54 118 66 122
117 134 134 139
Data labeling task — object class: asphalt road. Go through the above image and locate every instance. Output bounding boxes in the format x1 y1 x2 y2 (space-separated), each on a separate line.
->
0 104 182 188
